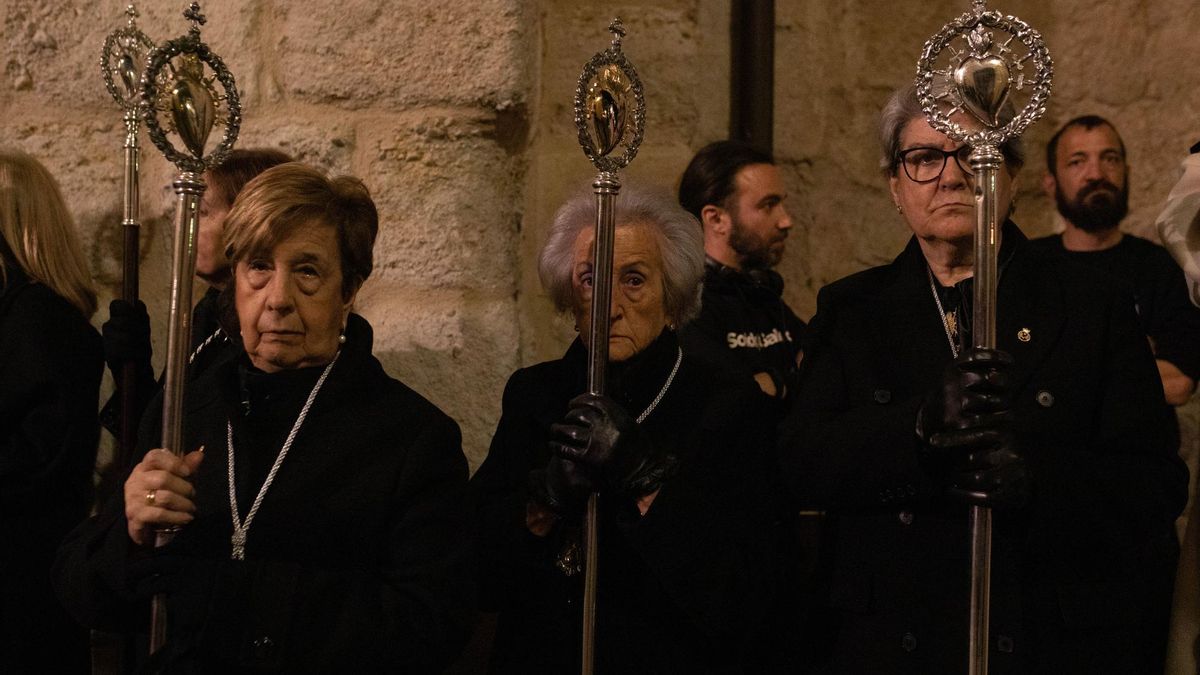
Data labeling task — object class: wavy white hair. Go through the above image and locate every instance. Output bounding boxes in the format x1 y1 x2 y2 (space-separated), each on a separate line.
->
538 184 704 326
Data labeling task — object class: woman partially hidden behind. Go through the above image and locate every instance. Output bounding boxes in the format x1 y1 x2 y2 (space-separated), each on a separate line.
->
55 163 474 673
470 186 777 673
0 150 102 673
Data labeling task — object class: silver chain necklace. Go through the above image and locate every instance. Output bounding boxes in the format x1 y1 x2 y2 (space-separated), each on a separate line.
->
189 327 226 364
227 351 340 560
926 266 960 358
635 347 682 424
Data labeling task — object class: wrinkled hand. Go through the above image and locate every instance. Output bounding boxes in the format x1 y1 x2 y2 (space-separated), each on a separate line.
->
124 448 205 545
548 393 676 497
103 299 152 375
917 349 1030 509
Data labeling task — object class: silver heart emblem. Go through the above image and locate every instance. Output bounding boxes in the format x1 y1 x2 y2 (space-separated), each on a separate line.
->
588 65 629 156
169 73 215 158
953 55 1011 127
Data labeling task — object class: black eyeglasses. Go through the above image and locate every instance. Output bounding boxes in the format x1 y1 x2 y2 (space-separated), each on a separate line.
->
897 146 974 183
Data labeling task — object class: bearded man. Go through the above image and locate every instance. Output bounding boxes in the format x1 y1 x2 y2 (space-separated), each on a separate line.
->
677 140 806 403
1033 115 1200 407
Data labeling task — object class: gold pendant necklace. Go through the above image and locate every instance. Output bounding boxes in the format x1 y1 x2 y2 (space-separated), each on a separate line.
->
926 266 960 358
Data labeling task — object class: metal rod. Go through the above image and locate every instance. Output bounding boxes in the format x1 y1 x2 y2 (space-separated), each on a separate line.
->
582 171 620 674
967 143 1003 675
149 171 206 655
117 107 142 474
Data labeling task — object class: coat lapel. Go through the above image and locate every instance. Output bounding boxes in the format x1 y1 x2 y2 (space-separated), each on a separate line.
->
869 237 958 392
996 226 1067 393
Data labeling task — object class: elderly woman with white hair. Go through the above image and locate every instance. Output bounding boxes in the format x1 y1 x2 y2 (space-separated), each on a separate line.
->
470 185 777 673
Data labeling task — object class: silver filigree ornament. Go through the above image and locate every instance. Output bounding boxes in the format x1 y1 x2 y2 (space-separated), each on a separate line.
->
101 5 156 110
140 2 241 173
574 19 646 173
915 1 1053 147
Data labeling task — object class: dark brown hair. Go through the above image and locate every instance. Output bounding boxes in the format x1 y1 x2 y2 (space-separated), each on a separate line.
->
206 148 294 207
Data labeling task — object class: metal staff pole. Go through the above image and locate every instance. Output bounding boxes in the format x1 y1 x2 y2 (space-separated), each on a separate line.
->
572 19 646 674
101 4 155 477
915 2 1051 672
139 2 241 655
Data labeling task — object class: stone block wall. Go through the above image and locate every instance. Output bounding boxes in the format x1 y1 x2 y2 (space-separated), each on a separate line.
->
3 0 1198 483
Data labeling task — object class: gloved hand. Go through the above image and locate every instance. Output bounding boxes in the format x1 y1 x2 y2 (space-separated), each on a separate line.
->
916 349 1030 509
548 393 677 497
103 299 152 375
916 348 1014 440
944 433 1030 508
529 456 595 518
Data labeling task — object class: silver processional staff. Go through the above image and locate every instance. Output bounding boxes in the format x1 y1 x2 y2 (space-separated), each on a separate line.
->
139 1 241 655
100 3 156 489
914 1 1052 673
572 17 646 675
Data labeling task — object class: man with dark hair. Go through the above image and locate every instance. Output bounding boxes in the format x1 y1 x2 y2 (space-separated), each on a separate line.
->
1034 116 1200 407
677 140 805 401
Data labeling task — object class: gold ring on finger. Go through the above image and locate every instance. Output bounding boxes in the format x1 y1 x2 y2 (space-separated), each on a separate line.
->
146 489 157 506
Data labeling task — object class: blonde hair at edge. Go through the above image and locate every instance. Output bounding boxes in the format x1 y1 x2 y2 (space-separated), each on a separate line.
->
0 150 97 318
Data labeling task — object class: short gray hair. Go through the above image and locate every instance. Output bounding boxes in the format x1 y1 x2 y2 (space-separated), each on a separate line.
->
539 184 704 326
878 83 1025 175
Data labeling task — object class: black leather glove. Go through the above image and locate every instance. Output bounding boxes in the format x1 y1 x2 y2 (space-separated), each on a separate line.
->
548 393 677 497
916 349 1030 509
103 299 153 376
529 457 595 518
943 431 1030 508
916 348 1014 441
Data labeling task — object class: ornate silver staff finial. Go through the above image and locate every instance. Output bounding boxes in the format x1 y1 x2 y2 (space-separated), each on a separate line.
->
101 3 155 109
141 1 241 173
915 0 1053 147
573 17 646 174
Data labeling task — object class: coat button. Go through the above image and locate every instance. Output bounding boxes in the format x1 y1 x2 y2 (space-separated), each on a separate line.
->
1035 390 1054 407
898 510 914 525
874 389 892 404
901 632 917 652
997 635 1014 653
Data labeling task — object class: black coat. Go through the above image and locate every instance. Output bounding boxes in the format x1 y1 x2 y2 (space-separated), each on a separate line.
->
469 331 777 674
0 262 102 673
54 314 474 674
779 224 1188 674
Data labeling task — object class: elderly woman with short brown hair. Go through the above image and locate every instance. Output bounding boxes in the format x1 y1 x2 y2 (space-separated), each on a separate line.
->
56 162 474 673
777 84 1186 673
470 185 778 673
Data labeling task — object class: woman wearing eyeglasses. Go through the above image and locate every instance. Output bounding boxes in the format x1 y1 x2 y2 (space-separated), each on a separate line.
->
775 84 1186 673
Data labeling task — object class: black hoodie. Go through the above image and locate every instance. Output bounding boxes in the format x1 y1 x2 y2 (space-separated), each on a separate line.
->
679 258 806 404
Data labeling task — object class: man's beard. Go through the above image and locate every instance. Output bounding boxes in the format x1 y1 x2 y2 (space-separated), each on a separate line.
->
729 218 784 269
1056 177 1129 233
